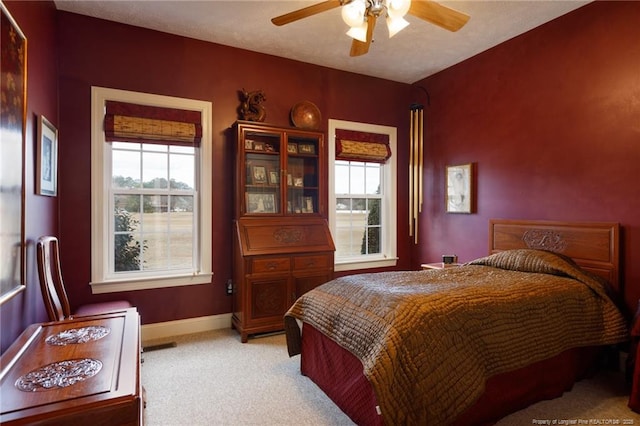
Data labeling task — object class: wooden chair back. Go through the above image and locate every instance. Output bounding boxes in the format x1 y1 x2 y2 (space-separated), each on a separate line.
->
36 236 72 321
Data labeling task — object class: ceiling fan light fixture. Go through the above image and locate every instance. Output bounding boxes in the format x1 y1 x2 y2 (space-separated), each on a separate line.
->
341 0 367 28
386 15 409 38
272 0 469 57
386 0 411 19
346 22 369 43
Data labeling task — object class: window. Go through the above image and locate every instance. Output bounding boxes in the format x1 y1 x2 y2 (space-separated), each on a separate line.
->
335 162 382 255
329 119 397 271
91 87 212 293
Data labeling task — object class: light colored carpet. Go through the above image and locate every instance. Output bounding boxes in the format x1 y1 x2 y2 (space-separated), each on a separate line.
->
141 329 640 425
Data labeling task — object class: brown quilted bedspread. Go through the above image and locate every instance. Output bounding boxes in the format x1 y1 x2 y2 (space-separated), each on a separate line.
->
284 249 628 425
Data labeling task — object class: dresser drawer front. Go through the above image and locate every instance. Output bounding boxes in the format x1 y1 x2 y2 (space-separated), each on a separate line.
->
293 255 330 271
252 257 291 273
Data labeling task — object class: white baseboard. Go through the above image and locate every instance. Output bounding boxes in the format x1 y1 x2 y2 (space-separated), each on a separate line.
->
141 313 232 344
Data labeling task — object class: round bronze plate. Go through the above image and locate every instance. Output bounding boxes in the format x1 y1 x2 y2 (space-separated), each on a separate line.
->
290 101 321 130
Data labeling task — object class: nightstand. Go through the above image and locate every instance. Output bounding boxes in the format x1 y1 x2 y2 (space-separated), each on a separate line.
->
421 262 461 270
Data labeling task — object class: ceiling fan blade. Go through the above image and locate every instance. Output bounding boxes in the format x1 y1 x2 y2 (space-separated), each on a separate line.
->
409 0 470 32
350 15 377 57
271 0 342 26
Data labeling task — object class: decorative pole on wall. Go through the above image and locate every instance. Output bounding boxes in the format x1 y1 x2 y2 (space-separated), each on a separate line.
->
409 86 430 245
409 102 424 244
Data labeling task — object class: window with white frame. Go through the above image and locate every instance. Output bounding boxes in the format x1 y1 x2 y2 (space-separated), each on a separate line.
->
90 87 212 293
328 119 397 271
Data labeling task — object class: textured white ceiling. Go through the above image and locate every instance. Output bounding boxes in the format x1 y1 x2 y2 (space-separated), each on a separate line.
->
54 0 592 84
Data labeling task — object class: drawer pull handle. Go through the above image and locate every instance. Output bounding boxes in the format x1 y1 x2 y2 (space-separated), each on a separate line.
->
266 262 279 270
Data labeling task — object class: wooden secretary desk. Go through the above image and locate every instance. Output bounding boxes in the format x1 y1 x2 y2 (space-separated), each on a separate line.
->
0 308 143 425
232 121 335 343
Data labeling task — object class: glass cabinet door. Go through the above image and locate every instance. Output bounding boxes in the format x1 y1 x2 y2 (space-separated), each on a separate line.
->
236 122 324 218
285 134 319 215
242 129 281 215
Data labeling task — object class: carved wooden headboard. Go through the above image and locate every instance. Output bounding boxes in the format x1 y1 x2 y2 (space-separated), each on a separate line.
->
489 219 621 293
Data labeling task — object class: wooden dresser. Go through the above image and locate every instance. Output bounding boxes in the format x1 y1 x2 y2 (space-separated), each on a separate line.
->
0 308 143 425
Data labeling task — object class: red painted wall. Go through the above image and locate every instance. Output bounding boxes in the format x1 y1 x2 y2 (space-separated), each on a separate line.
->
1 0 59 352
413 1 640 315
55 12 412 326
4 1 639 352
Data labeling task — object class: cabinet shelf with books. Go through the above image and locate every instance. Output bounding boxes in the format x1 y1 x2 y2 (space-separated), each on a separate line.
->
234 121 326 218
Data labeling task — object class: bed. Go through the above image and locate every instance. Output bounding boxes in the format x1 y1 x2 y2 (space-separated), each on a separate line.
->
284 219 629 425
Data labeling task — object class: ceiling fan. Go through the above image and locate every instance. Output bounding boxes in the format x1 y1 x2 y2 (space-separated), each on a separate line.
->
271 0 470 57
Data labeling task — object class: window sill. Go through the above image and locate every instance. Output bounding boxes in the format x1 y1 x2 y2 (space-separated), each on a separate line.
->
90 273 213 294
335 257 398 272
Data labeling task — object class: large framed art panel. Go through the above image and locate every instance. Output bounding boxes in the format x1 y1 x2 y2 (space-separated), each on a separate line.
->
0 1 27 303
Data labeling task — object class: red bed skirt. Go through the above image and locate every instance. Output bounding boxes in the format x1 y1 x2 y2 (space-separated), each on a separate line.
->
300 322 600 425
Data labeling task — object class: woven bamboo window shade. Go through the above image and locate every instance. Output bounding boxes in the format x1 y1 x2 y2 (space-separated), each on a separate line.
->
335 128 391 163
104 101 202 146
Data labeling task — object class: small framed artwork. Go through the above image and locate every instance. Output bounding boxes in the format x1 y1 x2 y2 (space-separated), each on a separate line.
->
298 143 315 154
446 163 474 213
252 165 267 184
287 143 298 154
293 177 304 187
302 196 314 213
269 170 280 185
37 115 58 196
253 141 265 151
246 192 276 213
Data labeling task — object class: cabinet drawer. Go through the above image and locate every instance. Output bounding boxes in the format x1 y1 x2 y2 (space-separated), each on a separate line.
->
293 254 330 271
252 257 290 273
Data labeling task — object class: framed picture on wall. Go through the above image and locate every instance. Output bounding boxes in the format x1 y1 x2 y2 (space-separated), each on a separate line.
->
446 163 474 213
37 115 58 196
